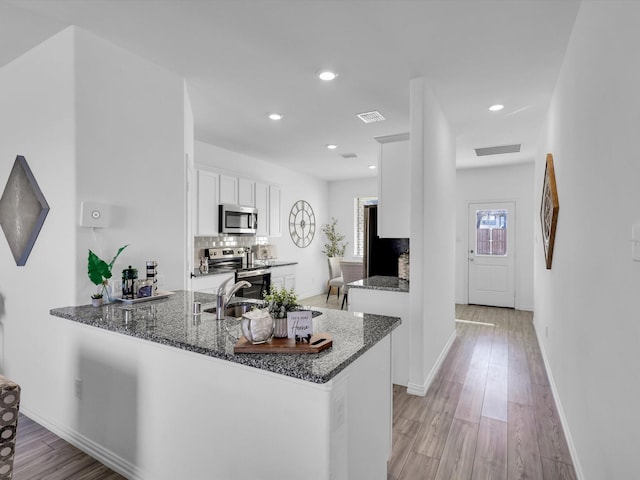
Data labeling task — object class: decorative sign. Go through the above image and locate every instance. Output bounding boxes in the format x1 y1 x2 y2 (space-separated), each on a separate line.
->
287 310 313 340
540 153 559 269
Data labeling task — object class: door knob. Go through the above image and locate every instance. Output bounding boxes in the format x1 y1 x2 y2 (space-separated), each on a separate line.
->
469 258 474 262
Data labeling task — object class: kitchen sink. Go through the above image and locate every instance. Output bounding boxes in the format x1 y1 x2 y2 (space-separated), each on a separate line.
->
204 302 322 319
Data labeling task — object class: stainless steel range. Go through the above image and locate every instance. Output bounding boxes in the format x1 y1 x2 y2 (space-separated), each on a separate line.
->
206 247 271 300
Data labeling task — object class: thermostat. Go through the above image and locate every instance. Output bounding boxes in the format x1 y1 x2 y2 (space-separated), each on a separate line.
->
80 201 110 228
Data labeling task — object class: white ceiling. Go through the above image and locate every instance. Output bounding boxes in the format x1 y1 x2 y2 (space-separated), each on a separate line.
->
0 0 580 181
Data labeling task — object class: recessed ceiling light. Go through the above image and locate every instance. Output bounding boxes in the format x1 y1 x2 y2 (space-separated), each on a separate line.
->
326 144 338 150
318 70 338 81
368 165 377 170
489 104 504 112
268 113 283 120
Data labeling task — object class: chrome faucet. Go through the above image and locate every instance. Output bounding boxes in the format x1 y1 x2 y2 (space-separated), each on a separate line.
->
216 277 251 320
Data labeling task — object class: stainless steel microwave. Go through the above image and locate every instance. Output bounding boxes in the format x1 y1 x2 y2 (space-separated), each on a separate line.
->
219 204 258 235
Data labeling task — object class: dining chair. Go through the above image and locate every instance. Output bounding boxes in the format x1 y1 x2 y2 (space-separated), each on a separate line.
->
326 257 344 302
340 261 364 310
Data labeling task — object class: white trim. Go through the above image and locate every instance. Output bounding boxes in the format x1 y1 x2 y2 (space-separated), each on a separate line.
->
406 330 456 396
533 318 585 480
20 406 142 480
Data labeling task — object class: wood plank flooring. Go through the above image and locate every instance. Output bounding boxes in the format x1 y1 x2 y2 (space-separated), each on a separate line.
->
13 414 125 479
389 304 577 480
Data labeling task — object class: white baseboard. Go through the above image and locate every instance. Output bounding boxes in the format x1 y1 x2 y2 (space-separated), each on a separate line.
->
532 319 585 480
407 330 457 396
20 406 142 480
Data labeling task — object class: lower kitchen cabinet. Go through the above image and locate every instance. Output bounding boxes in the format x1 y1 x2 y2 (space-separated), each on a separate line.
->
192 272 235 295
270 264 296 292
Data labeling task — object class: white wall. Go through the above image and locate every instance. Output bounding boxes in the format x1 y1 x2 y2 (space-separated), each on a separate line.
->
536 3 640 479
0 26 189 474
195 140 329 297
456 163 534 310
74 28 187 300
408 78 456 394
327 177 377 261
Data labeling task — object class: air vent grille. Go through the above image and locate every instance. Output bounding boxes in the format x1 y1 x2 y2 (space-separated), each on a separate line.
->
356 111 386 123
475 144 521 156
341 153 358 159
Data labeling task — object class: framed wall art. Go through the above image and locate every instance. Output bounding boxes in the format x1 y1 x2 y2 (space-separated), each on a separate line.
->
0 155 50 266
540 153 559 269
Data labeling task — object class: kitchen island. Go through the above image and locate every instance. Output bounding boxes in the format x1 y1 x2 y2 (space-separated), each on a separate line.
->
50 291 400 480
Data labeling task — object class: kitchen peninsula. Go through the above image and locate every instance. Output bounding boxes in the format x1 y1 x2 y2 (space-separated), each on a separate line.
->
50 291 400 480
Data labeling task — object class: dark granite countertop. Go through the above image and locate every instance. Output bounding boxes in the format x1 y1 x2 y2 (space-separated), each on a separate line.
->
49 290 399 384
348 275 410 293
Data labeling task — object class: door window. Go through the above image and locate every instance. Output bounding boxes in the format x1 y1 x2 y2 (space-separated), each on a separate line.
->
475 209 507 256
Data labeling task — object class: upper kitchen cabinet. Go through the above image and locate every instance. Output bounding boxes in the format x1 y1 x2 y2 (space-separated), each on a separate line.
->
268 185 282 237
219 174 239 205
196 169 219 235
376 133 410 238
238 178 256 207
255 182 269 236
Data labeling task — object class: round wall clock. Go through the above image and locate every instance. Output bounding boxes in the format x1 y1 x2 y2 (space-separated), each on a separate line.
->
289 200 316 248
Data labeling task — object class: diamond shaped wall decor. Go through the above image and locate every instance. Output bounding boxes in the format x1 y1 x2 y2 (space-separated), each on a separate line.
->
0 156 50 266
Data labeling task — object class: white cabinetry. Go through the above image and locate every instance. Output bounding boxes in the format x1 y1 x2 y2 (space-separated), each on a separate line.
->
238 178 255 207
255 182 270 236
376 133 410 238
219 174 238 205
192 272 235 295
271 264 296 293
269 185 282 237
349 288 410 386
193 166 282 238
196 169 219 235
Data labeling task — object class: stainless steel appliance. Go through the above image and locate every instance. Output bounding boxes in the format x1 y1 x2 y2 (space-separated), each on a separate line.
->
363 204 410 278
206 247 271 300
219 204 258 235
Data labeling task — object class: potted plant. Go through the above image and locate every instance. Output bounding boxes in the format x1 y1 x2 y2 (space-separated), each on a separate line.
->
321 217 347 258
88 245 128 303
90 293 103 307
263 285 299 338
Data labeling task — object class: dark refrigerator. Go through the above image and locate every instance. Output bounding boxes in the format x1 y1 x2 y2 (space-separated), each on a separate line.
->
363 204 409 278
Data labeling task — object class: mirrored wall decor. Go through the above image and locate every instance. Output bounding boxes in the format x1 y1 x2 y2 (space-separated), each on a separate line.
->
0 155 50 266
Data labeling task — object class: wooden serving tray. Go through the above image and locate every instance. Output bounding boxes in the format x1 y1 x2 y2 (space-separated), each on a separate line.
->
234 333 333 354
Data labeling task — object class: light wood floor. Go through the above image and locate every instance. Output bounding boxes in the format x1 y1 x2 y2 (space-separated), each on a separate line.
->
389 304 577 480
12 302 574 480
13 414 125 479
300 289 344 310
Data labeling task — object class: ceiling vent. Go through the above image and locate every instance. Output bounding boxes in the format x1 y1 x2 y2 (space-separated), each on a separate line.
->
341 153 358 159
475 144 521 156
356 111 386 123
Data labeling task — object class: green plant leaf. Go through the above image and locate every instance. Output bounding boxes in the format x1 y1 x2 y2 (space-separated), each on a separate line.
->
88 250 111 285
108 244 129 270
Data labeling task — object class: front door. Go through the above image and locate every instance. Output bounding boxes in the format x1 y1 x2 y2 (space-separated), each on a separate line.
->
468 202 515 308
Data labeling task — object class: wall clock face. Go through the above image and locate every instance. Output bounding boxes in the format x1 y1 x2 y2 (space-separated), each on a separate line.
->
289 200 316 248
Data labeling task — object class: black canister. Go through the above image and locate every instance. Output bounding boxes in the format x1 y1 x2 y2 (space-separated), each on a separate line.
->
122 265 138 299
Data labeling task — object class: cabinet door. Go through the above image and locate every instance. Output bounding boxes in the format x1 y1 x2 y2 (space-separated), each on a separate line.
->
238 178 255 207
268 185 282 237
378 138 410 238
196 170 219 235
255 182 269 236
219 174 239 205
284 274 296 292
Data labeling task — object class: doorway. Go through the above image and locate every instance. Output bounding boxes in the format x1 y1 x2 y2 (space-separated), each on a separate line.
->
467 201 515 308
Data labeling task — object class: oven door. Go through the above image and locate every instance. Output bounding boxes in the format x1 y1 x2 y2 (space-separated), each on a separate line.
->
236 269 271 300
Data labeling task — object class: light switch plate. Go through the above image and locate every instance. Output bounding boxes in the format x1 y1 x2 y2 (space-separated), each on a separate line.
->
80 201 110 228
